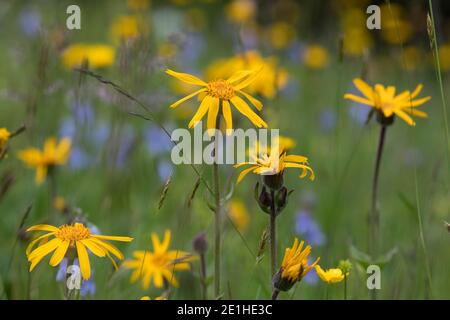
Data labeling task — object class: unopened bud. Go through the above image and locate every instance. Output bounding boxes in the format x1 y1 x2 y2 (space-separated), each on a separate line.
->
193 232 208 254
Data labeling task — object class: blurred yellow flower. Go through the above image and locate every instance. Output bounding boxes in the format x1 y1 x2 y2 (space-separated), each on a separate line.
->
228 200 250 232
26 223 133 280
315 265 345 284
234 141 314 183
53 196 66 212
123 230 196 289
380 4 413 45
158 42 178 59
303 45 329 69
205 51 288 98
225 0 256 24
61 44 115 69
267 22 296 50
401 46 421 72
342 28 372 57
140 295 167 300
344 79 431 126
0 128 11 152
166 68 267 130
127 0 150 11
18 137 71 184
110 15 142 42
274 238 319 291
438 43 450 72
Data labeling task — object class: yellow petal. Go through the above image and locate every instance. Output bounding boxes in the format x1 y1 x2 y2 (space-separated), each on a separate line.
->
49 240 70 266
394 109 416 126
222 100 233 132
26 232 54 256
91 235 134 242
90 237 124 260
28 238 62 262
165 69 207 86
230 96 267 128
343 93 374 106
188 96 213 128
170 88 206 109
206 97 220 131
238 90 263 111
27 224 60 233
236 166 257 183
76 241 91 280
353 78 374 99
81 239 106 257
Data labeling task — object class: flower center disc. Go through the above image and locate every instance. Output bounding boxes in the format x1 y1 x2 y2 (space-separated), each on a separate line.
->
57 223 90 243
207 80 235 100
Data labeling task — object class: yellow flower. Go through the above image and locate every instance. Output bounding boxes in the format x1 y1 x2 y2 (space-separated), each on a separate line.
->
274 238 319 291
61 44 115 69
127 0 150 11
18 137 72 184
205 51 288 99
225 0 256 24
53 196 66 212
234 142 314 183
0 128 11 151
380 4 412 45
123 230 196 289
140 295 167 300
303 45 329 69
166 68 267 130
110 16 141 42
315 265 345 284
267 22 296 50
26 223 133 280
401 46 421 72
438 43 450 72
344 78 431 126
342 28 373 57
228 200 250 232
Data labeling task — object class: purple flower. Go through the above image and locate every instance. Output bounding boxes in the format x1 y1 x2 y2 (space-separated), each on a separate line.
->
295 210 326 246
19 9 41 37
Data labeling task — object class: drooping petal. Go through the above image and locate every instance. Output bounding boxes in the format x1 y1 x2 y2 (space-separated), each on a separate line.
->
206 97 220 130
27 224 60 233
394 109 416 126
222 100 233 132
343 93 374 106
230 96 267 128
49 240 70 266
188 95 213 128
238 90 263 111
403 108 428 118
28 238 62 262
81 239 106 257
26 232 54 256
283 155 309 163
76 241 91 280
236 166 257 183
89 237 124 260
233 67 263 90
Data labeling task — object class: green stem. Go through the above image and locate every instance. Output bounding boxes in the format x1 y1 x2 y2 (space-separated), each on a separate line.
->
200 253 207 300
369 124 387 300
344 275 347 300
271 288 279 300
269 190 277 278
213 115 222 298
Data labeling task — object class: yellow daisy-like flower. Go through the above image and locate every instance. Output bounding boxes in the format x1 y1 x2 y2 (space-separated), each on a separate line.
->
18 137 71 184
61 44 115 69
0 127 11 151
166 68 267 131
315 265 345 284
225 0 256 24
344 78 431 126
26 223 133 280
123 230 196 289
234 142 314 184
274 238 319 291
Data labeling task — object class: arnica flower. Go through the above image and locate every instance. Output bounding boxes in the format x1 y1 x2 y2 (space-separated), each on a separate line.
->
205 51 288 99
234 142 315 185
225 0 256 24
344 78 431 126
110 15 146 43
123 230 196 289
302 45 329 69
26 223 133 280
315 265 345 284
140 296 167 300
228 200 250 233
166 68 267 131
273 238 319 292
18 137 71 184
0 128 11 152
438 43 450 72
61 44 115 69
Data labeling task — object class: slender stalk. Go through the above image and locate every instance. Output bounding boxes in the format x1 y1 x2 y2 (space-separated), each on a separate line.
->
269 190 277 278
199 253 207 300
271 288 279 300
213 115 222 298
369 125 387 258
48 167 57 221
325 285 329 300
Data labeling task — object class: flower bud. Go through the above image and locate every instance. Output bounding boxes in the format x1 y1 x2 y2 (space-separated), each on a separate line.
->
272 268 295 292
254 183 272 214
275 187 288 213
193 232 208 254
263 173 284 191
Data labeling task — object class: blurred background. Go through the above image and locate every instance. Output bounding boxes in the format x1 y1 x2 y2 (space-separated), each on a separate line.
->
0 0 449 299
